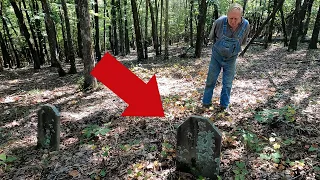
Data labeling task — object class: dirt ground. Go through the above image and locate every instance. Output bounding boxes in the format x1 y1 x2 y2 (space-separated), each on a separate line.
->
0 43 319 179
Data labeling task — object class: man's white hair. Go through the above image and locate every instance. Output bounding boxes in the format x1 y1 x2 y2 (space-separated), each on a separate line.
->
228 3 243 15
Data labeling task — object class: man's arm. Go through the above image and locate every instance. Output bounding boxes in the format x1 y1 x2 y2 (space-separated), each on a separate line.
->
208 22 216 42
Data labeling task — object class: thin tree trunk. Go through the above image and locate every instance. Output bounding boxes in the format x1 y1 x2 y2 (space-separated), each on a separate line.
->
0 2 20 68
288 0 301 51
164 0 169 59
189 0 194 47
148 0 160 55
159 0 163 54
124 0 130 54
308 5 320 49
117 0 125 56
78 0 97 89
61 0 77 73
131 0 144 61
75 0 83 58
243 0 248 15
267 0 277 42
279 6 288 46
301 0 314 41
111 0 119 55
41 0 66 76
0 55 3 71
103 0 107 52
195 0 207 58
59 7 69 62
298 0 309 38
32 0 45 65
22 0 42 67
107 9 114 52
10 0 40 69
94 0 102 61
144 0 148 59
240 0 285 56
0 30 11 68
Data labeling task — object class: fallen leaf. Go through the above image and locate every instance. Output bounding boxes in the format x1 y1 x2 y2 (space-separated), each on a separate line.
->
273 143 280 149
69 170 79 177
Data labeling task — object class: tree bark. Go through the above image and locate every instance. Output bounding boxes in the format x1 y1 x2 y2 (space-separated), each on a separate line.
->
144 0 148 59
131 0 144 61
308 5 320 49
159 0 163 54
62 0 77 73
124 0 130 54
301 0 314 41
75 0 83 58
10 0 40 69
59 7 69 62
0 30 11 68
32 0 45 65
194 0 207 58
117 0 125 56
41 0 66 76
288 0 301 51
280 6 288 46
164 0 169 59
0 2 19 68
78 0 97 89
189 0 194 47
240 0 285 56
94 0 102 61
111 0 119 55
148 0 160 55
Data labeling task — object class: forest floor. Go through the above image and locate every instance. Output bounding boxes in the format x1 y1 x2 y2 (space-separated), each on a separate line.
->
0 43 319 180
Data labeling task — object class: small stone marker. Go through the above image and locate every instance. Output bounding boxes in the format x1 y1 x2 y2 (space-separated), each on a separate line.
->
176 115 222 179
37 104 61 151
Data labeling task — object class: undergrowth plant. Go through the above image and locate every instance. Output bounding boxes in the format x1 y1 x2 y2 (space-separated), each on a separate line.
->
254 105 296 124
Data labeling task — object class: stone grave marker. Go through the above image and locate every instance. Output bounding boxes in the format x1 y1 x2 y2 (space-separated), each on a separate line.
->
176 115 222 179
37 104 61 151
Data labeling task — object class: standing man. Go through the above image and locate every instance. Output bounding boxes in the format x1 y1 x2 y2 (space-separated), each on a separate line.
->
202 3 250 113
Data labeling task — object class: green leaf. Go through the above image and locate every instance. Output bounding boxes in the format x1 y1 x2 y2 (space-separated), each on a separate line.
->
308 146 318 152
100 169 106 177
259 153 271 160
233 169 240 174
271 152 282 159
314 166 320 172
127 169 132 174
6 156 17 163
273 158 280 163
236 161 245 169
0 153 6 161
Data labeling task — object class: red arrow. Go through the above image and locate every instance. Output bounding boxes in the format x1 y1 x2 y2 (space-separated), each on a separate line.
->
90 53 164 117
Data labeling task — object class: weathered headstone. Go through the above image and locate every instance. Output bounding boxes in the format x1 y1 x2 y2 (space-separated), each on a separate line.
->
37 104 60 151
176 115 222 179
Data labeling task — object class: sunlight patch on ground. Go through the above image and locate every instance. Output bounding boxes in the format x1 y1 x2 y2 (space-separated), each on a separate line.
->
157 77 195 96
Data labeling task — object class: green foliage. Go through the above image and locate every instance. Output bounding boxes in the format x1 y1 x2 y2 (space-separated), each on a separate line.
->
239 129 265 152
82 123 110 139
254 105 296 124
233 161 248 180
102 145 110 157
0 153 17 171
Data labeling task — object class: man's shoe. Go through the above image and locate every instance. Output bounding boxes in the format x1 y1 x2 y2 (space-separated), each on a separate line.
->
220 106 231 115
202 104 212 108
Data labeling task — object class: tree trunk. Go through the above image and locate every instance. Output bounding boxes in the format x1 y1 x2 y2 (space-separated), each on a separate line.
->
144 0 148 59
75 0 83 58
62 0 77 73
164 0 169 59
32 0 45 65
78 0 97 89
288 0 301 51
308 5 320 49
117 0 125 56
298 0 309 38
267 0 277 42
148 0 160 55
103 0 107 52
280 6 288 46
41 0 66 76
243 0 248 14
194 0 207 58
111 0 119 55
0 30 11 68
107 9 114 52
240 0 285 56
22 0 42 67
189 0 194 47
10 0 40 69
301 0 314 41
0 2 20 68
59 7 69 62
131 0 144 61
124 0 130 54
94 0 102 61
160 0 163 54
0 55 3 71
